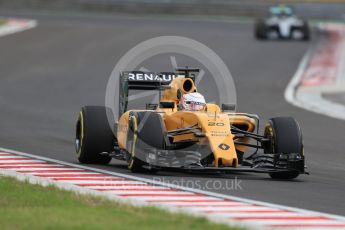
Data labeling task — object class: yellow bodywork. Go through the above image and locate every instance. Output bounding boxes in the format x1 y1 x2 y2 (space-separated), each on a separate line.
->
117 77 256 168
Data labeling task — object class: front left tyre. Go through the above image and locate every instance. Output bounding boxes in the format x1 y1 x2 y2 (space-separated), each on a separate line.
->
75 106 114 164
264 116 304 179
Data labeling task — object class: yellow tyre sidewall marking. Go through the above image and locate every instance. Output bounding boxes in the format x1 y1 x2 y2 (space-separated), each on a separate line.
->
128 116 138 169
77 111 84 157
265 123 275 153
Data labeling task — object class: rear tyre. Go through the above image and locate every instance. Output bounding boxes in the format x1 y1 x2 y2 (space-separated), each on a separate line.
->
75 106 114 164
264 117 303 179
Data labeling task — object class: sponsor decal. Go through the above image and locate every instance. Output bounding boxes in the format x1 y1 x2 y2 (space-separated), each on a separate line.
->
117 124 128 132
127 72 177 82
211 130 227 137
211 134 227 137
218 143 230 150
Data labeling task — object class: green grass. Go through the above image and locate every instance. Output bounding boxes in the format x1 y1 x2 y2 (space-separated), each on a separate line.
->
0 176 245 230
0 18 7 26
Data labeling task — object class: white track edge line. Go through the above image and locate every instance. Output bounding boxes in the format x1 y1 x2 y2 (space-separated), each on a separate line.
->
1 146 345 223
284 48 311 108
0 161 254 230
285 23 345 121
0 19 37 37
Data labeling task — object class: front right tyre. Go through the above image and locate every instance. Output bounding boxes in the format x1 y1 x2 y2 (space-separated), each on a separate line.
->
127 112 165 173
255 19 267 40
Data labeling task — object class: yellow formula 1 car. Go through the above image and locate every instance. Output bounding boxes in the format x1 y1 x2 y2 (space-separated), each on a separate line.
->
75 68 306 179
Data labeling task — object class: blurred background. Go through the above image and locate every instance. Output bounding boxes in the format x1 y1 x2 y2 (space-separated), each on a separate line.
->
1 0 345 20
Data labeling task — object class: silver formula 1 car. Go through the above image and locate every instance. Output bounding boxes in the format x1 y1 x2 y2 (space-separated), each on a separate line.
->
255 5 310 41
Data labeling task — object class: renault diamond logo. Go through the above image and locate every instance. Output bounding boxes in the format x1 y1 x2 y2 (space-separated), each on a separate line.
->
218 143 230 150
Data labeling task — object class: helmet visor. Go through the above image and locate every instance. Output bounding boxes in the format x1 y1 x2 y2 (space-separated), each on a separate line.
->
185 101 206 111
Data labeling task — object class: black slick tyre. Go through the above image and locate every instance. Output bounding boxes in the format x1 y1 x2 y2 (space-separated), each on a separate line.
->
301 20 310 41
255 19 267 40
264 117 303 179
127 112 165 173
75 106 114 164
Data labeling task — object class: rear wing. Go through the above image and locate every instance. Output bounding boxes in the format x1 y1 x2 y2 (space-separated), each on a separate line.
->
120 71 176 90
119 68 200 117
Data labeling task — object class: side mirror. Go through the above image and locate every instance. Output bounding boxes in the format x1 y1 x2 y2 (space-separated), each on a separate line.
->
221 104 236 112
160 102 175 109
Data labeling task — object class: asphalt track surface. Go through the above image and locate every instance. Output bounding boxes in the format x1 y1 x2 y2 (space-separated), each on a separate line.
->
1 10 345 216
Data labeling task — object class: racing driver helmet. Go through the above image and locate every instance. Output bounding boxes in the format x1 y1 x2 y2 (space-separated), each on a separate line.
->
179 92 206 111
